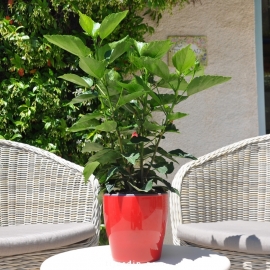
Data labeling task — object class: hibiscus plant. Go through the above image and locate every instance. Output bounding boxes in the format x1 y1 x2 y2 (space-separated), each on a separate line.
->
44 10 230 195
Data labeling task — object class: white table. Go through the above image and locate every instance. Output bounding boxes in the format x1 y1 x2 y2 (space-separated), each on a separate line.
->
40 245 231 270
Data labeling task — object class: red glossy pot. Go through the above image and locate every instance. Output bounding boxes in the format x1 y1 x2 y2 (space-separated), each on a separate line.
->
103 193 168 263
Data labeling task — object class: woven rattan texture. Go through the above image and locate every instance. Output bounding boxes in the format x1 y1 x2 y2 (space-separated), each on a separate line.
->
0 140 101 270
170 134 270 270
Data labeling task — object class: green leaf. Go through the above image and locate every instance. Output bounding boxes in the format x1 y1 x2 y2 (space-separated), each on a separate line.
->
137 57 170 80
117 80 144 93
95 121 117 132
152 161 174 174
186 75 231 96
106 183 115 193
158 178 180 196
78 11 100 37
143 180 153 192
135 40 173 59
122 153 140 165
99 10 128 39
133 75 162 105
127 181 152 193
172 45 196 74
158 75 188 91
10 134 22 140
97 44 111 61
83 161 100 182
165 123 179 133
169 149 197 160
82 142 104 152
148 94 175 107
118 91 145 106
44 35 91 57
143 121 164 131
109 36 132 63
168 112 188 121
68 114 102 132
89 149 121 164
130 136 151 144
59 74 93 88
150 146 178 163
70 93 98 104
106 167 119 181
79 57 106 79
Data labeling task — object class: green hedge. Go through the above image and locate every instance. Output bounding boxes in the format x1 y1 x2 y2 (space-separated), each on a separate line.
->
0 0 193 163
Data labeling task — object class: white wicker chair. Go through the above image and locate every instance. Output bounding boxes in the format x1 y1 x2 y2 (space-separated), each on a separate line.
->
170 134 270 270
0 140 101 270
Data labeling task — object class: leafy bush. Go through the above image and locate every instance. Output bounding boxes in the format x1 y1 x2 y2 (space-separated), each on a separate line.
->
0 0 196 162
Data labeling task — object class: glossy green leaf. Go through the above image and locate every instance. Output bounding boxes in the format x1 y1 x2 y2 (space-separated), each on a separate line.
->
165 123 179 133
158 75 188 91
79 57 106 79
78 11 100 37
68 114 102 132
99 10 128 39
83 161 100 182
109 36 132 63
141 57 170 80
152 161 174 174
59 74 93 88
44 35 91 57
106 167 119 181
168 112 188 121
118 91 145 106
135 40 173 59
143 121 164 131
143 180 153 192
95 121 117 132
122 153 140 165
130 136 151 144
134 75 161 105
150 146 178 163
158 179 180 196
82 142 104 152
172 45 196 73
186 75 231 96
89 149 121 164
117 80 144 93
70 93 98 104
127 181 152 192
169 149 197 160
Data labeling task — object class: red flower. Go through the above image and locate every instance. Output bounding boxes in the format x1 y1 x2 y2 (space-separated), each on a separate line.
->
131 131 138 138
5 16 13 24
18 68 24 77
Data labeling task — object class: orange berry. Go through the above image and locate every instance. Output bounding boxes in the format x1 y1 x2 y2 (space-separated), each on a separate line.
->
18 68 24 77
29 69 37 74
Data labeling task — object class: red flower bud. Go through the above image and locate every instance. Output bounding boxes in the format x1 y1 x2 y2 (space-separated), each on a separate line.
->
18 68 24 77
131 131 138 138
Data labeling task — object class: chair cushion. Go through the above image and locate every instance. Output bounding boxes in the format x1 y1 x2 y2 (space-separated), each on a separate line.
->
0 222 95 256
177 220 270 254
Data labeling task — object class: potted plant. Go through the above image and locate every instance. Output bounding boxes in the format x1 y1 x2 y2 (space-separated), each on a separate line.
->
44 10 230 263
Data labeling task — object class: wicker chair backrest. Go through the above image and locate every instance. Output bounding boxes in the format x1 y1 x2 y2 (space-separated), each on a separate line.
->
171 134 270 228
0 140 99 227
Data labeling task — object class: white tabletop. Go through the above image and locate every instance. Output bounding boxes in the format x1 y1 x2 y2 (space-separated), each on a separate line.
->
40 245 230 270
